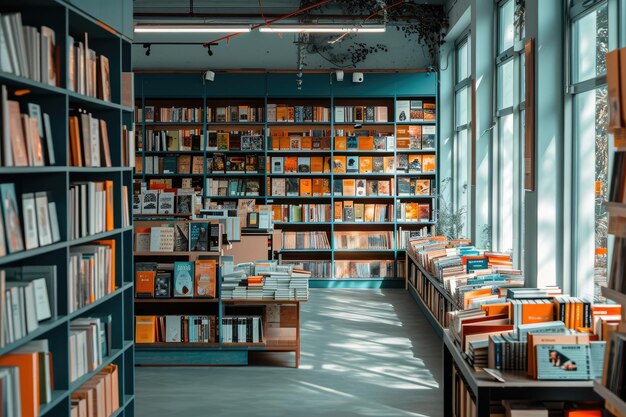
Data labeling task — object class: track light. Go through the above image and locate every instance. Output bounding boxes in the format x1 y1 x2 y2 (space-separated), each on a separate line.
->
134 24 251 33
143 43 151 56
259 25 386 33
208 46 213 56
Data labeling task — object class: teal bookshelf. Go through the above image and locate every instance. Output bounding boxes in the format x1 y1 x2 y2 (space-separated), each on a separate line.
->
133 72 438 287
0 0 134 415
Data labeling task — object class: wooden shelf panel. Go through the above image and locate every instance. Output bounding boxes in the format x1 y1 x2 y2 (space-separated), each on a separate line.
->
601 287 626 305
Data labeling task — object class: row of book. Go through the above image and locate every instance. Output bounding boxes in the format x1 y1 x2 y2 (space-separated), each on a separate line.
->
608 236 626 293
69 181 114 240
334 105 389 123
69 315 112 382
135 315 217 344
135 222 220 253
1 88 56 167
271 204 332 223
0 339 55 417
140 129 203 152
138 105 265 123
221 316 264 343
69 242 116 313
267 104 330 123
333 231 393 250
69 113 113 167
602 326 626 401
335 260 396 279
141 155 204 175
268 131 436 152
67 32 110 101
135 260 218 298
1 270 54 347
395 100 436 122
280 260 332 278
281 231 330 250
71 363 120 417
206 178 261 197
0 184 61 256
135 188 197 215
268 132 331 151
208 132 264 151
0 12 57 86
408 260 455 326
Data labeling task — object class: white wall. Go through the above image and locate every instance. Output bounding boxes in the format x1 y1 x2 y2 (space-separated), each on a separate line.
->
132 27 434 70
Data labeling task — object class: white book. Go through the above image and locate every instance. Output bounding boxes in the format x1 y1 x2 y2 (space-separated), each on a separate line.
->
334 107 345 123
89 116 100 167
34 192 52 246
80 113 91 166
157 192 175 214
43 113 55 165
9 13 28 78
22 282 38 333
1 85 12 166
396 100 410 122
87 182 96 236
40 26 55 86
80 183 87 237
1 15 19 76
150 227 175 252
0 18 13 73
21 193 38 250
67 35 75 91
165 315 181 342
267 103 277 122
141 190 158 214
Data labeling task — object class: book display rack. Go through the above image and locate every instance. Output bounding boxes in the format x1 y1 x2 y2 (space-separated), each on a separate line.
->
0 0 135 416
132 72 438 287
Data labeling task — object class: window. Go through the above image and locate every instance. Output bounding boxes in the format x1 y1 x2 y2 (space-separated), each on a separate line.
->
453 34 472 239
493 0 524 259
569 0 609 300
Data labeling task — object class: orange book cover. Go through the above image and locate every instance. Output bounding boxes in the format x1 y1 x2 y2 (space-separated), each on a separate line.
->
276 106 288 122
334 136 347 150
423 103 436 120
300 179 312 196
422 154 436 172
342 179 356 196
105 180 114 231
462 288 494 309
418 204 430 222
358 136 374 150
68 115 82 166
284 156 297 173
272 136 280 150
334 201 343 221
408 125 422 138
521 303 555 324
396 126 410 138
0 352 39 417
94 239 116 292
135 271 155 297
396 138 410 149
359 157 373 173
592 304 622 318
135 316 156 343
312 178 324 196
333 156 347 173
279 136 290 150
272 205 282 221
383 156 395 173
564 411 602 417
481 303 510 317
301 136 312 150
311 156 324 173
194 259 217 297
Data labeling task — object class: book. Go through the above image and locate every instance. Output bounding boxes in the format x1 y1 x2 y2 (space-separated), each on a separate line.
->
21 193 38 250
346 156 359 173
189 222 209 251
396 100 410 122
135 263 157 298
154 273 172 298
1 183 24 253
173 262 194 297
194 259 217 298
149 227 174 252
272 157 284 173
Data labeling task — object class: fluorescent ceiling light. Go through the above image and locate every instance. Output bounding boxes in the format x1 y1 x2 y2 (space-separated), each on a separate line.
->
259 25 386 33
134 25 251 33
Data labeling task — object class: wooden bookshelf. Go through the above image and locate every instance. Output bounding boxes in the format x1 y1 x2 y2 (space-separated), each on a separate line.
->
0 0 134 416
132 72 438 285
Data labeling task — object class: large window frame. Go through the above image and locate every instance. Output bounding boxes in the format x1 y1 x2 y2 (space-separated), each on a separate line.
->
493 0 524 263
567 0 616 300
453 31 472 239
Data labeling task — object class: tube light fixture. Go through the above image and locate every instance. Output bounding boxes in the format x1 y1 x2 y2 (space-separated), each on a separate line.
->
134 24 251 33
258 25 386 33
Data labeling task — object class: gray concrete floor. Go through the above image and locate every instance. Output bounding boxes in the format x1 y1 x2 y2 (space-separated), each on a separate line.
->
135 289 443 417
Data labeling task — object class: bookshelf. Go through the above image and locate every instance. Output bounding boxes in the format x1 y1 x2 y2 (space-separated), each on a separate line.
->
132 218 304 366
133 72 438 287
0 0 134 416
442 330 601 417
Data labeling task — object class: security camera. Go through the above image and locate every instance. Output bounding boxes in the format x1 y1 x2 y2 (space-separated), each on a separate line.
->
335 70 344 82
203 70 215 82
352 72 364 83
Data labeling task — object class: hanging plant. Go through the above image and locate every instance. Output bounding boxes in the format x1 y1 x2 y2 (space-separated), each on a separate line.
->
514 0 525 40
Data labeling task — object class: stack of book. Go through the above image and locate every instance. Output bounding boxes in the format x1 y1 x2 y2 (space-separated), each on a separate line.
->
0 184 61 255
281 231 330 250
270 131 331 150
280 260 332 278
272 204 332 223
69 241 116 313
67 32 111 100
142 129 203 152
334 260 395 279
0 12 58 86
221 261 310 300
69 315 112 382
71 363 120 417
0 339 55 417
68 113 113 167
334 105 389 123
267 104 330 123
0 90 56 168
206 105 264 123
221 316 264 343
69 180 114 239
333 231 393 250
135 315 216 344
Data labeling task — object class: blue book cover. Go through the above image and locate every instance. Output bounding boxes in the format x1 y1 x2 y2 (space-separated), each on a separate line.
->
173 262 194 297
162 156 177 173
466 257 488 273
189 222 209 251
346 135 358 149
536 344 589 380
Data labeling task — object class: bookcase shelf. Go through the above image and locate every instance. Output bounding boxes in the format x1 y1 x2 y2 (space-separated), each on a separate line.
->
134 73 438 283
0 2 134 414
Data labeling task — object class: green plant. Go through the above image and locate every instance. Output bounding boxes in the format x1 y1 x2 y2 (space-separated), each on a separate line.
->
436 177 467 239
